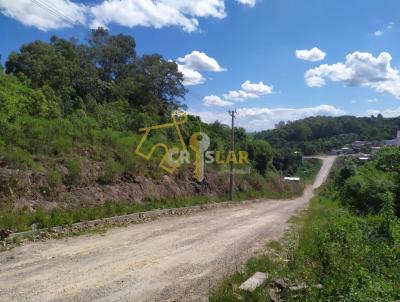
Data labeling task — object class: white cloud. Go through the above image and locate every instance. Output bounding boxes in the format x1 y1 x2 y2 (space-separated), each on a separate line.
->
235 0 257 7
192 104 345 131
295 47 326 62
176 51 225 86
365 107 400 118
305 51 400 100
223 90 258 101
89 0 228 32
177 51 226 72
224 80 273 101
91 0 192 32
177 64 205 86
203 95 233 107
0 0 86 31
374 22 394 37
3 0 262 32
367 98 379 103
241 80 273 94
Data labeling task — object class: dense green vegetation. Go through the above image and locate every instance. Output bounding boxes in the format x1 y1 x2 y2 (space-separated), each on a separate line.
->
256 116 400 155
210 149 400 301
0 29 283 179
0 29 318 232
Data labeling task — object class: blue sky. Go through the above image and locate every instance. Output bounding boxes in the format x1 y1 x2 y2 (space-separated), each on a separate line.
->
1 0 400 131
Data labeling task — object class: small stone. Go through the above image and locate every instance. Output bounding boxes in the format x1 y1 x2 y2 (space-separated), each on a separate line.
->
239 272 268 292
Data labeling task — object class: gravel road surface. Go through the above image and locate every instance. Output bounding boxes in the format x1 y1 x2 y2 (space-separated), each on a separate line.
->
0 156 335 302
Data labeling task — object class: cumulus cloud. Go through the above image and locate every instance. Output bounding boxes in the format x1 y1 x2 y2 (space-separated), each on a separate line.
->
224 90 258 101
177 51 226 72
89 0 214 32
203 95 233 107
224 80 273 101
305 51 400 100
203 80 273 106
0 0 86 31
235 0 257 7
192 104 345 131
241 80 273 94
177 64 206 86
296 47 326 62
1 0 261 32
176 51 225 86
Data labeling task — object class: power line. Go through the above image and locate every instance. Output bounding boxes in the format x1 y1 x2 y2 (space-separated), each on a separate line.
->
31 0 76 26
31 0 77 27
36 0 78 24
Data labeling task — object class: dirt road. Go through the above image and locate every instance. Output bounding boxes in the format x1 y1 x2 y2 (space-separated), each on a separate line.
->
0 156 335 302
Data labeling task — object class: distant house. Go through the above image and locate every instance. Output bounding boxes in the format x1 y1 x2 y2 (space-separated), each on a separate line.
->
358 153 370 160
383 130 400 146
341 146 353 154
284 177 301 182
330 149 342 155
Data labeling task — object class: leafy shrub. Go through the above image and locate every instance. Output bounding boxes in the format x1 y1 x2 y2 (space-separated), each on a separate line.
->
343 164 395 214
4 147 35 169
94 100 129 131
0 74 60 119
46 169 63 189
52 137 73 155
65 157 83 185
100 159 123 184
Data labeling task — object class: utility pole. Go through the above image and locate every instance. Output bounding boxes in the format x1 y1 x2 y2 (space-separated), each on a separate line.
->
228 110 237 201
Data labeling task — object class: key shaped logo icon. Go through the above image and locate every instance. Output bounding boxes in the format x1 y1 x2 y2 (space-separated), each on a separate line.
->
134 112 249 182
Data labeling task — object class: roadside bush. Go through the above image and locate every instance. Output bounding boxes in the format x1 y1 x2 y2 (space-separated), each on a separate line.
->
343 164 395 214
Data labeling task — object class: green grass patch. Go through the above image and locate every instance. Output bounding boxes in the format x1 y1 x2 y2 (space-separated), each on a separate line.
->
210 183 400 302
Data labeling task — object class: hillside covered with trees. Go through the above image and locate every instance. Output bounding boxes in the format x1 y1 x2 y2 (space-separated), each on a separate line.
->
0 29 312 232
256 116 400 155
1 28 399 234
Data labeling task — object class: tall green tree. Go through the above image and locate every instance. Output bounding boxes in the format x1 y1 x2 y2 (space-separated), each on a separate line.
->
5 28 187 116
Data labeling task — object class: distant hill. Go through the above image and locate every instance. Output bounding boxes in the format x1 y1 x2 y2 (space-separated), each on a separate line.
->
255 115 400 155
